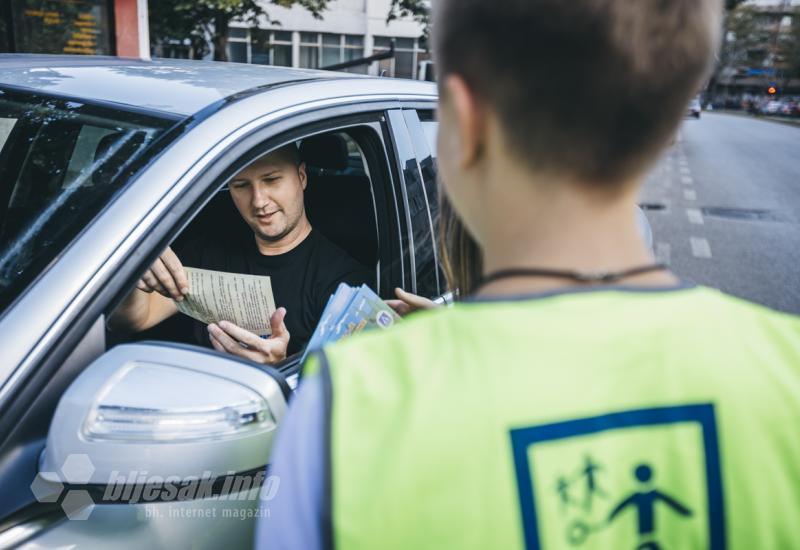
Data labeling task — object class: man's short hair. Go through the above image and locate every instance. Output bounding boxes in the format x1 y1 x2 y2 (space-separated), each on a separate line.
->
433 0 722 184
273 143 301 166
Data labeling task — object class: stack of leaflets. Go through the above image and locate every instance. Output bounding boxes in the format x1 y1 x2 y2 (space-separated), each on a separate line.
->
301 283 401 363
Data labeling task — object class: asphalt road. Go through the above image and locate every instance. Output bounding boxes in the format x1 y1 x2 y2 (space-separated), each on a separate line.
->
640 112 800 315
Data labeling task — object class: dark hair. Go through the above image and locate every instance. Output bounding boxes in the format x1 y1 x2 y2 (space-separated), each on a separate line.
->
433 0 722 183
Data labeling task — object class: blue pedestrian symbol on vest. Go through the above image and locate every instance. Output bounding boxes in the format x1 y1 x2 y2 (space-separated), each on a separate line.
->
608 464 692 540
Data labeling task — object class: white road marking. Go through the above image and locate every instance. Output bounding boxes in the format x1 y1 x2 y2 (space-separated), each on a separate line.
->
681 175 693 185
680 166 691 175
687 208 704 224
690 237 712 258
655 242 672 265
684 189 697 201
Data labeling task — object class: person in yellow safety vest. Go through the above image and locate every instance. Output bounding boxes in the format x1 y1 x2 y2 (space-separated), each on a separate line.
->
256 0 800 548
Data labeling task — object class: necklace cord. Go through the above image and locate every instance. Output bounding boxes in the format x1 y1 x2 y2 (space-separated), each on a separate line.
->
475 263 668 294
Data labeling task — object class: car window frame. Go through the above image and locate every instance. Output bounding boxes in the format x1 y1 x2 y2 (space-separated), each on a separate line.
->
402 108 441 297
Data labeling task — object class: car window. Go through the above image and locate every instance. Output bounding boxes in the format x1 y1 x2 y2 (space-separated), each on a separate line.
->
116 124 401 351
0 89 177 313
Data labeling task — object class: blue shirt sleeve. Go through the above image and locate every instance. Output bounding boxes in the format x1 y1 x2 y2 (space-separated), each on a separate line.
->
255 374 325 550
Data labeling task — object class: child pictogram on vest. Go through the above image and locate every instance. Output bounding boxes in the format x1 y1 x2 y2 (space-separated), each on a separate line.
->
510 405 725 550
555 455 607 514
607 464 693 542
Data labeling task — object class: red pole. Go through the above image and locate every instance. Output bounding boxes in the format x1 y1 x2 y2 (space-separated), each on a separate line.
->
114 0 149 59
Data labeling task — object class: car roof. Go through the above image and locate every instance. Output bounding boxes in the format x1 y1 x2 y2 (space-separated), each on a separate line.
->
0 54 365 117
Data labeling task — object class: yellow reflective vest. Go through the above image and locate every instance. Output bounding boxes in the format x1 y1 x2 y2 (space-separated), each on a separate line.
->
310 285 800 549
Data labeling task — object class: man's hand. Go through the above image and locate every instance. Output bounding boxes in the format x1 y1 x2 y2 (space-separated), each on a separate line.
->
385 287 439 317
207 307 291 365
108 246 186 333
137 246 190 302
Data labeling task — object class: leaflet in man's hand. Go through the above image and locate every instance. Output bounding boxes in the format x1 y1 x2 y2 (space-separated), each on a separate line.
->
302 283 400 363
175 267 276 336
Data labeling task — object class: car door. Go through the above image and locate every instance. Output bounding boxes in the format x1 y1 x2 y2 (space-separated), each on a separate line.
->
0 80 433 547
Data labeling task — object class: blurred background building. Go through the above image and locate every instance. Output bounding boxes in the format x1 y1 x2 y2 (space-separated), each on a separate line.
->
0 0 428 78
152 0 429 79
709 0 800 105
3 0 797 91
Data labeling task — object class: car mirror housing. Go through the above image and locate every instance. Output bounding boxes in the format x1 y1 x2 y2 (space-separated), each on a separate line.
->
41 343 289 486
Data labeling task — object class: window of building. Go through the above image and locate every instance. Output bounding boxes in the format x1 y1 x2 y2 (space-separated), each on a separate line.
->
373 36 427 79
300 32 320 69
299 33 366 73
343 35 366 74
227 27 294 67
228 41 248 63
251 29 293 66
227 26 248 62
229 27 248 40
322 33 340 67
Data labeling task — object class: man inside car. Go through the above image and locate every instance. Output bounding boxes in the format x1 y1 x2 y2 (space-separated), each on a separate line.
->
109 143 373 364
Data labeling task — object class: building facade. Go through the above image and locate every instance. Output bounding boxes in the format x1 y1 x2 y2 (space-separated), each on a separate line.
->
224 0 428 79
712 0 800 101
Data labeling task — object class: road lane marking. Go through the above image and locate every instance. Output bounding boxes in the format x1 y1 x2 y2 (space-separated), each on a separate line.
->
680 166 691 175
681 175 693 185
687 208 704 224
684 189 697 201
655 242 671 264
690 237 712 258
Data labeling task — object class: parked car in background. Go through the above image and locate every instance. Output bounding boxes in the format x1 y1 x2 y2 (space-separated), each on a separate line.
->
417 60 436 82
762 100 783 115
687 96 701 118
779 99 799 117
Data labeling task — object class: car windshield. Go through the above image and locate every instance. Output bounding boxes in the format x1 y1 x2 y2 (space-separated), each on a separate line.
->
0 88 178 313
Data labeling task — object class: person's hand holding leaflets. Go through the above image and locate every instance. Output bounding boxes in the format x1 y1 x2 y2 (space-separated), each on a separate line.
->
208 307 290 364
301 283 400 363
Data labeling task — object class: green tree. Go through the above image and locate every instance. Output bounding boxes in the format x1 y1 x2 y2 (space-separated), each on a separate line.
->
387 0 430 37
149 0 327 61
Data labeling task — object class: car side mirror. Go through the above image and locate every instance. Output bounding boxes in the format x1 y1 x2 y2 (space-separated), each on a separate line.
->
36 343 288 520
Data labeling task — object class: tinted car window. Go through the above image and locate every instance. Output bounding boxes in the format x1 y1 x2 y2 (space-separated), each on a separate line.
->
0 89 177 312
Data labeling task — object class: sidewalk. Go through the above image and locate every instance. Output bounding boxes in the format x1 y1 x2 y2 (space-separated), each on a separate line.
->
709 109 800 128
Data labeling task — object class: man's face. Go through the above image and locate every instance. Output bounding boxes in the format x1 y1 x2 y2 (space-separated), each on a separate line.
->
228 149 307 244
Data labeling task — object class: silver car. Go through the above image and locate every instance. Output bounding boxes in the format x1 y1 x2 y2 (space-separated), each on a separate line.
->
0 54 441 549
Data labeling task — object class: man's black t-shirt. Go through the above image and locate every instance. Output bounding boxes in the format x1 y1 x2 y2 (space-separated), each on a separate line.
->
176 229 373 356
